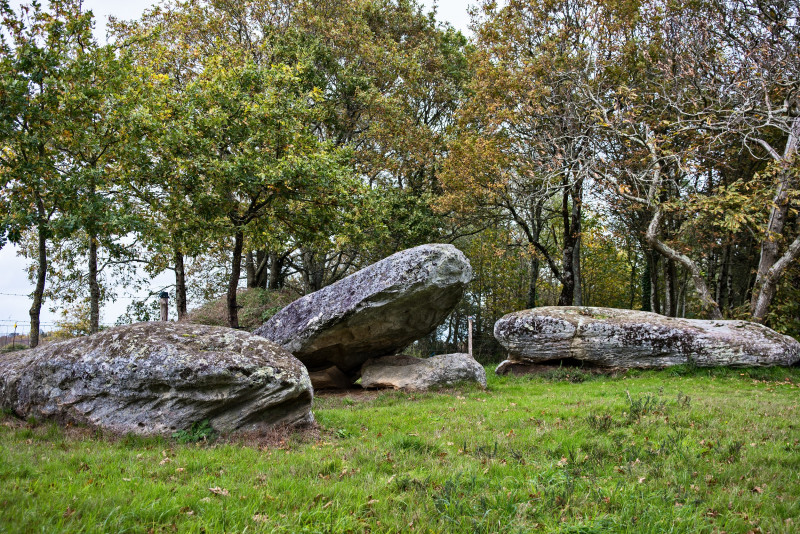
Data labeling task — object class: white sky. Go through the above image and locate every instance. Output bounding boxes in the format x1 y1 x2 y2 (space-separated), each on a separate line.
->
0 0 475 332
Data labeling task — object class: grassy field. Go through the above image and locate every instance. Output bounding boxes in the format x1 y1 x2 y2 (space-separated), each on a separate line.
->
1 365 799 533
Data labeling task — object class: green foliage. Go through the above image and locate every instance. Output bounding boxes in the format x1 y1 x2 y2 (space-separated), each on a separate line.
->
172 420 218 444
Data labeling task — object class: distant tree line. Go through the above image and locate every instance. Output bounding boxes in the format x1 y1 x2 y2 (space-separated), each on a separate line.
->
1 0 797 351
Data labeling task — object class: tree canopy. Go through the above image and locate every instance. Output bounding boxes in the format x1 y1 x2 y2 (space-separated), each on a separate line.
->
1 0 797 350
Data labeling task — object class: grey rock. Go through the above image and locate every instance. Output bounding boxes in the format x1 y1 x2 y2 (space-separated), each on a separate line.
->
496 360 544 376
494 307 800 368
309 366 352 390
0 322 314 435
255 244 472 375
360 353 487 391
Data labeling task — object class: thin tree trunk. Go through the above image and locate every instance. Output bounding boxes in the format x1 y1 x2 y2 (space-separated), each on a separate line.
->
29 219 47 348
649 252 660 314
628 244 638 310
245 251 257 289
717 245 730 311
558 188 576 306
89 234 100 333
227 230 244 329
641 251 652 312
174 248 187 320
572 230 583 306
267 252 284 290
527 256 540 309
665 259 677 317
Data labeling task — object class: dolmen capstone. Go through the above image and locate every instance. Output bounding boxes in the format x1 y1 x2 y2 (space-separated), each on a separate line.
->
494 306 800 373
0 322 314 435
361 353 487 391
254 244 472 385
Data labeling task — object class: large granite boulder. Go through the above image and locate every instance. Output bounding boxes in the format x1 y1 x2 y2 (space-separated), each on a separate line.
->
360 353 487 391
254 244 472 377
494 306 800 371
0 322 314 435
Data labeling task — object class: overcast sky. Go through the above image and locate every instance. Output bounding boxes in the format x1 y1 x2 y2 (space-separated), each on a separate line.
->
0 0 475 333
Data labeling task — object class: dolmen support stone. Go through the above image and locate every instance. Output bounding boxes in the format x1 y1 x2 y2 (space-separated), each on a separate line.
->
494 306 800 372
0 322 314 435
254 244 472 380
361 353 487 391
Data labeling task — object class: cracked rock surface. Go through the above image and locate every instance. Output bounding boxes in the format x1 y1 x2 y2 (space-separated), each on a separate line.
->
0 322 313 435
494 306 800 370
255 244 472 376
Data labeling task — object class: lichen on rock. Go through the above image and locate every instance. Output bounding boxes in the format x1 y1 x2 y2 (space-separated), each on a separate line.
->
360 353 487 391
0 322 314 435
494 306 800 370
255 244 472 378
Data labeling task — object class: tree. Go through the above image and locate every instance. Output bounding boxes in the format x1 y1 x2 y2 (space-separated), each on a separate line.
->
0 0 93 345
442 0 620 307
173 53 351 327
588 0 799 321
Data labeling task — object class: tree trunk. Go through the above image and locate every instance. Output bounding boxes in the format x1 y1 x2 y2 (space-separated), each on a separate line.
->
245 251 257 289
628 244 638 310
174 248 187 320
647 208 722 319
664 259 677 317
29 220 47 348
267 252 285 290
751 234 800 322
649 252 661 314
641 251 652 312
750 167 795 319
527 256 540 309
558 185 580 306
749 117 800 321
227 230 244 329
88 234 100 333
572 230 583 306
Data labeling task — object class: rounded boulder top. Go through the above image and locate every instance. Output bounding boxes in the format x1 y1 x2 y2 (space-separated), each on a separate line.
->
0 322 314 435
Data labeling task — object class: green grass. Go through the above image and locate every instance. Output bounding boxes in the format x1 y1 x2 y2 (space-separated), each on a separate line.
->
2 366 799 533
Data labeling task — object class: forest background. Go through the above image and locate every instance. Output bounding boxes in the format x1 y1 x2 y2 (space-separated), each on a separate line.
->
1 0 798 356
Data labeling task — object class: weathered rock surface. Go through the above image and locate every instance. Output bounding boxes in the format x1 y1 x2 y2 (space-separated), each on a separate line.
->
360 353 487 391
254 244 472 375
0 322 314 435
494 307 800 369
309 366 353 390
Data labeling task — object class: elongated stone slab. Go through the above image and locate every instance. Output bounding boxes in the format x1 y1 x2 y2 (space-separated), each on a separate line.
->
494 307 800 369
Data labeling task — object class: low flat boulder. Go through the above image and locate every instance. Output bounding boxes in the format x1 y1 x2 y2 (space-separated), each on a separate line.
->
308 366 352 390
360 353 487 391
254 244 472 376
0 322 314 435
494 306 800 369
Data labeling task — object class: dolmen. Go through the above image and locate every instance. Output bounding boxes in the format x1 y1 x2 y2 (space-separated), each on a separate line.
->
255 244 474 388
495 306 800 374
0 322 314 435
